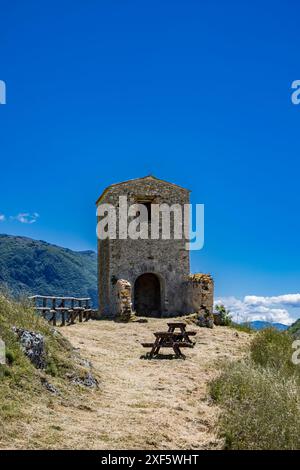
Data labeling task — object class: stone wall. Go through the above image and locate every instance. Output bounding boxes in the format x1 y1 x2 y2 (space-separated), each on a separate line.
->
97 176 190 317
96 176 214 320
183 273 214 315
98 238 110 316
115 279 133 321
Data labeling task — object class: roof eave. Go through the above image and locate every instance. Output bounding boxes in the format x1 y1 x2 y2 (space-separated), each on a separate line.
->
95 175 190 205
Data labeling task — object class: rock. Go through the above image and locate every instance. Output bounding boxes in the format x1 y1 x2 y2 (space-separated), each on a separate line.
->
77 357 92 368
213 313 222 326
13 327 46 369
197 312 214 329
41 377 60 395
197 316 207 327
116 279 133 322
50 327 60 337
71 372 99 388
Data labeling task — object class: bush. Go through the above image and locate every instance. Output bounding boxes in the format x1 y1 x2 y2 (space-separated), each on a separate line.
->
210 360 300 450
215 304 232 326
288 319 300 338
210 329 300 449
5 349 16 365
250 328 297 378
45 357 58 377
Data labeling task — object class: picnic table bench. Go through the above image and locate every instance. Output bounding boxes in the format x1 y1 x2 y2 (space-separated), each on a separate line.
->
142 323 197 359
29 295 96 326
167 322 197 345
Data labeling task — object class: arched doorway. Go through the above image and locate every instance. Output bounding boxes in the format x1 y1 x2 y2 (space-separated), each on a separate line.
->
134 273 161 317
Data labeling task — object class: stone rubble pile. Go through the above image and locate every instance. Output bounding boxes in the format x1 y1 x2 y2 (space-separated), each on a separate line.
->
13 327 46 369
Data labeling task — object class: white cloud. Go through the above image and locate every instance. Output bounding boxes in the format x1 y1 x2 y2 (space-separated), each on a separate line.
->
244 294 300 308
214 294 300 325
0 214 5 222
11 212 40 224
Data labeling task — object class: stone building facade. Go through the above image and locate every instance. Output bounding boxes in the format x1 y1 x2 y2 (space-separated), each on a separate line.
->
96 176 213 320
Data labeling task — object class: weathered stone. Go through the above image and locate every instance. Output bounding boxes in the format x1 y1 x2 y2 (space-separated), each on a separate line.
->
115 279 133 321
13 327 46 369
71 372 99 388
184 274 214 316
197 313 214 329
40 377 60 395
76 357 92 368
213 312 222 325
96 176 214 318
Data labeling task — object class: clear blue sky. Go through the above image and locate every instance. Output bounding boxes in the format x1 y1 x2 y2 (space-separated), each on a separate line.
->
1 0 300 302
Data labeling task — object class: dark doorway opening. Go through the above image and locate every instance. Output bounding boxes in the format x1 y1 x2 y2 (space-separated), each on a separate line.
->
134 273 161 317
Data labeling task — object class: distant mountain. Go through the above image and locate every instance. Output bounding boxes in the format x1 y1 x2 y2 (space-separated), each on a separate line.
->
246 320 289 331
0 234 97 307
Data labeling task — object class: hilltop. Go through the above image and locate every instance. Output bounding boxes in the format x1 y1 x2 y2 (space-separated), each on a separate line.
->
0 234 97 307
0 311 250 450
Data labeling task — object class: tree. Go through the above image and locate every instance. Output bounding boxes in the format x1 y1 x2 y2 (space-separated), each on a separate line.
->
215 304 232 326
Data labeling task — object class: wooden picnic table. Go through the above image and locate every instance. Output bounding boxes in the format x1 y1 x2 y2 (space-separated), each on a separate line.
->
29 295 96 326
167 322 197 345
142 330 194 359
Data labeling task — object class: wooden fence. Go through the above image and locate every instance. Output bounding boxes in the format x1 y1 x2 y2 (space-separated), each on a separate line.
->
29 295 98 326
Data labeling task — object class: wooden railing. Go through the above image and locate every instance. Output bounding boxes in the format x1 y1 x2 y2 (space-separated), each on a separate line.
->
29 295 98 326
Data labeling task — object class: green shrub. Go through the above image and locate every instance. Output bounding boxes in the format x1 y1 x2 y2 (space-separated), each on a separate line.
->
5 349 16 365
250 328 297 378
210 329 300 449
215 304 232 326
288 319 300 338
0 364 12 378
45 357 58 377
210 360 300 450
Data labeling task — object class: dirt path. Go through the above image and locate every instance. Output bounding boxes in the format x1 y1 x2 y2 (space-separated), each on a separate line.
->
7 319 250 450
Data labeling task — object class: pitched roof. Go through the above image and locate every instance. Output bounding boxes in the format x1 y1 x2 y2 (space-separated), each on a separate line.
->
95 175 190 205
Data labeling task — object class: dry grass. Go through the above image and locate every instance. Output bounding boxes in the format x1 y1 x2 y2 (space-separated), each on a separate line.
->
210 329 300 450
0 318 250 450
210 360 300 450
0 295 98 448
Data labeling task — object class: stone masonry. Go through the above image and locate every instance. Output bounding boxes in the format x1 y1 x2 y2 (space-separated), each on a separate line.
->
115 279 133 321
96 176 213 319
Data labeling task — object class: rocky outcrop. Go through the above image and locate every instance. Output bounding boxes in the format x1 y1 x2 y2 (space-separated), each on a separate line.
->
13 327 46 369
40 377 60 395
197 312 214 328
66 371 99 388
13 327 99 389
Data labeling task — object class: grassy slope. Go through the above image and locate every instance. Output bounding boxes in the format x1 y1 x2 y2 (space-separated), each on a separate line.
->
0 234 97 306
210 328 300 449
0 295 97 447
